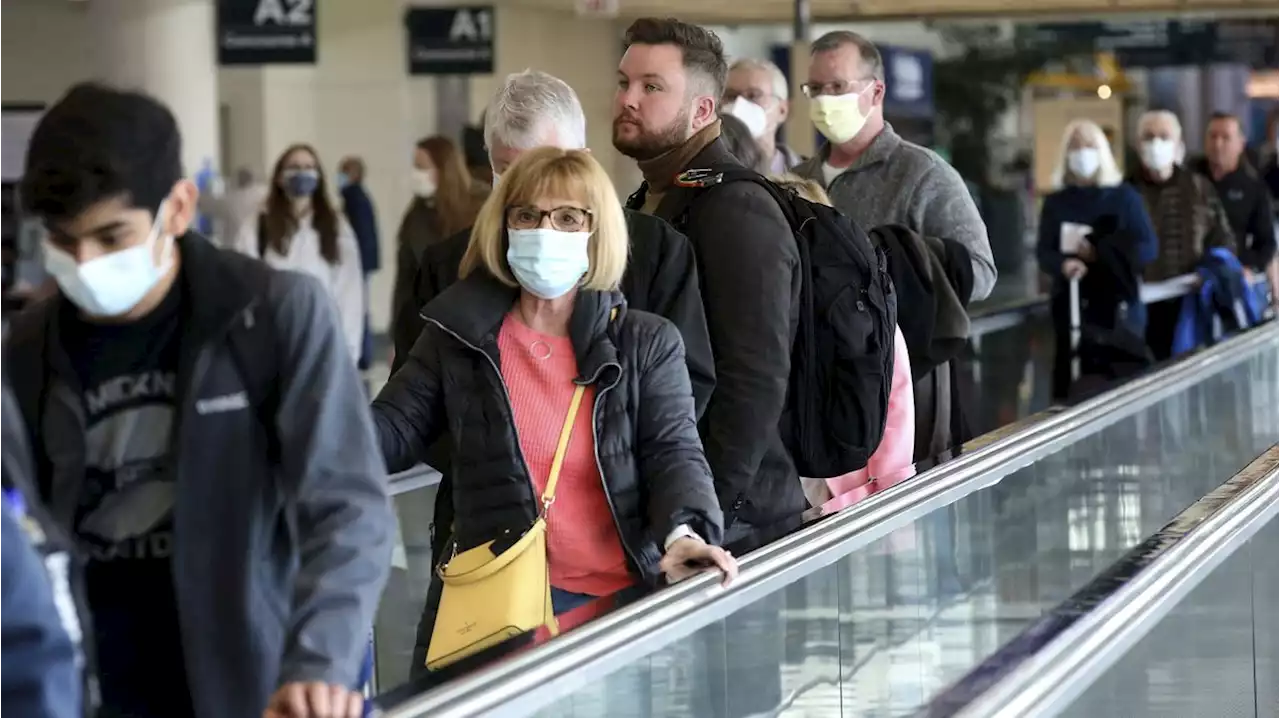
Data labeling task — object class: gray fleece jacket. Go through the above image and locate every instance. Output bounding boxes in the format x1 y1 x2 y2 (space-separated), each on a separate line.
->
794 123 997 301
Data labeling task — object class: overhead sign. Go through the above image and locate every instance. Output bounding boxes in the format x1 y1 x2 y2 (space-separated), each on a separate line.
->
405 6 495 75
880 46 934 119
1023 19 1278 71
217 0 317 65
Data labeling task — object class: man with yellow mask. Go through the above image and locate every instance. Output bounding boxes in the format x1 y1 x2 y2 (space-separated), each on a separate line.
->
794 30 996 302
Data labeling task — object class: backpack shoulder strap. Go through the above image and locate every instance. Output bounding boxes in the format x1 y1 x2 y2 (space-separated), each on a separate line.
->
668 165 801 230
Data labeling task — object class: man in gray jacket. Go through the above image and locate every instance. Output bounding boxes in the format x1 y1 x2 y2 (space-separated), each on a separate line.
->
795 30 997 460
794 30 996 302
5 82 392 718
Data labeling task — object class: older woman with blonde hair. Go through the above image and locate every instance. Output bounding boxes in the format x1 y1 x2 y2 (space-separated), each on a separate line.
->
373 146 733 671
1037 119 1159 396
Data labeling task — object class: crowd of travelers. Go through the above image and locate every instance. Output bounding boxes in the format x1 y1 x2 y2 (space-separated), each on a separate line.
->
1 14 1273 718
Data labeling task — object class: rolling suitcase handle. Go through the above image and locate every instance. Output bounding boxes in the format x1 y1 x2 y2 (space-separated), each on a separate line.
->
1068 276 1081 382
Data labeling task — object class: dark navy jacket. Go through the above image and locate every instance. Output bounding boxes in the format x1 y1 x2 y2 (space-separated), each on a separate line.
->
2 506 81 718
341 183 381 274
3 371 84 718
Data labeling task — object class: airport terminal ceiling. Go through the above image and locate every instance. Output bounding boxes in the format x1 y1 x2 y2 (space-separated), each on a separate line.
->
514 0 1276 23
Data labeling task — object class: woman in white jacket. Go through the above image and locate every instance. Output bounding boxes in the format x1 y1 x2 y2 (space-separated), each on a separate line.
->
236 143 364 361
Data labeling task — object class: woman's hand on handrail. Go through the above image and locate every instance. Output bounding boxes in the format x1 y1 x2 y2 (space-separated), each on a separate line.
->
659 537 738 588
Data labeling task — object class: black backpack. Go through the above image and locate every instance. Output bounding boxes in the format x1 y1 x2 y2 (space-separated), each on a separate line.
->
633 167 898 477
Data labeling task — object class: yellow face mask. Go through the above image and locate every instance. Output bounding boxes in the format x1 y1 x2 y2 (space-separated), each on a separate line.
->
809 84 874 145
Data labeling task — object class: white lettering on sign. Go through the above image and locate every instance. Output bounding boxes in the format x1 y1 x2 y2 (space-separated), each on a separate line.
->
891 54 925 102
448 8 493 43
254 0 313 26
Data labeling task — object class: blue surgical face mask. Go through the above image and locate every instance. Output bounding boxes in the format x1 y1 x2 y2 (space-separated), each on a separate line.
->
282 169 320 198
335 171 350 190
506 228 591 300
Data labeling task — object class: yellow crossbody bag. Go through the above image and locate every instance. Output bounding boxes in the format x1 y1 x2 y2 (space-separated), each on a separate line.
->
425 383 586 671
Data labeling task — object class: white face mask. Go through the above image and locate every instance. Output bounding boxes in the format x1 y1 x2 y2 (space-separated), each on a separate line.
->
1141 138 1178 172
43 201 174 317
809 83 874 145
506 227 590 300
411 169 436 198
1066 147 1101 180
725 96 769 139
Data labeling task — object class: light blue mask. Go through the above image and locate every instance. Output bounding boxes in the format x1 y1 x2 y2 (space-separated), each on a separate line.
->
506 228 590 299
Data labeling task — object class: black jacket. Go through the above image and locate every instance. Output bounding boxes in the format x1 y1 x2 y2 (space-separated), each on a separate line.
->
390 209 715 418
870 224 973 381
1191 157 1278 272
391 198 444 339
373 272 723 577
1051 225 1153 398
629 137 805 527
3 234 394 718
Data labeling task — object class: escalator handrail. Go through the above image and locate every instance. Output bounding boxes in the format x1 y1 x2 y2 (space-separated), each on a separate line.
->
378 324 1278 718
968 271 1267 339
950 447 1279 718
387 273 1261 489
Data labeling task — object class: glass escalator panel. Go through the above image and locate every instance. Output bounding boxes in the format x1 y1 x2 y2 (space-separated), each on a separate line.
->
525 336 1278 718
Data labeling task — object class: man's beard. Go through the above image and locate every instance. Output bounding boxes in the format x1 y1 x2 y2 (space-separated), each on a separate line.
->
612 108 692 161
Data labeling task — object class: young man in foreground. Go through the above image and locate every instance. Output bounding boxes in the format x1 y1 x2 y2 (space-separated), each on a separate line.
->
5 82 393 718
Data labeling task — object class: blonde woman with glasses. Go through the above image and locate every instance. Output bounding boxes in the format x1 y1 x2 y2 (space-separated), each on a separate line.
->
372 147 734 672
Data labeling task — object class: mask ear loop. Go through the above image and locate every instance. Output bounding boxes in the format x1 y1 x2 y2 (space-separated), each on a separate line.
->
149 199 177 271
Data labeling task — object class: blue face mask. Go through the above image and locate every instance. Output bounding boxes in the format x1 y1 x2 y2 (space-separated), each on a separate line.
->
335 171 350 190
506 228 591 299
282 169 320 198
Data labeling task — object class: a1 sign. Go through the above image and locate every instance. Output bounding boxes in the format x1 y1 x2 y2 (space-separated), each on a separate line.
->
218 0 317 65
405 6 495 75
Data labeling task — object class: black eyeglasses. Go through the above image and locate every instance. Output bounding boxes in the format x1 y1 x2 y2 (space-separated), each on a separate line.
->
800 77 875 98
506 205 593 232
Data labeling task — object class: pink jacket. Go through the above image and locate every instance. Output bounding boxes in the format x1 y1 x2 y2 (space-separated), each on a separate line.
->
808 325 916 509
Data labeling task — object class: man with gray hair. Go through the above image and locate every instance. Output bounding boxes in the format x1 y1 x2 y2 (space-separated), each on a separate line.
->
794 30 995 302
723 58 803 173
1127 108 1237 359
391 68 713 405
483 71 588 177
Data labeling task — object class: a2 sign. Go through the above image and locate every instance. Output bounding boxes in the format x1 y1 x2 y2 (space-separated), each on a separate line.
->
216 0 495 74
217 0 315 65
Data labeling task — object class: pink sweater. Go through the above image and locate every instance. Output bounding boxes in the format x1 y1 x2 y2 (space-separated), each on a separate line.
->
498 314 634 597
822 325 916 499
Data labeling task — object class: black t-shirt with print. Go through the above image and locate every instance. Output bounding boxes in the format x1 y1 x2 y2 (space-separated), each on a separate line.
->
60 273 192 718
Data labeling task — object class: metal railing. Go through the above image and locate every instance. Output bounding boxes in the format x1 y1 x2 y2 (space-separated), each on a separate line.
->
948 447 1278 718
385 272 1253 497
375 323 1277 718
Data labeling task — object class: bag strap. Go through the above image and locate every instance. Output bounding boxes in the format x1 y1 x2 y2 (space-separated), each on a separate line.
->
538 384 584 515
540 306 616 514
668 165 802 231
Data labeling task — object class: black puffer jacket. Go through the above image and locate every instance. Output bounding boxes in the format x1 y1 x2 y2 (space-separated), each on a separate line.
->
389 209 715 418
373 272 724 580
